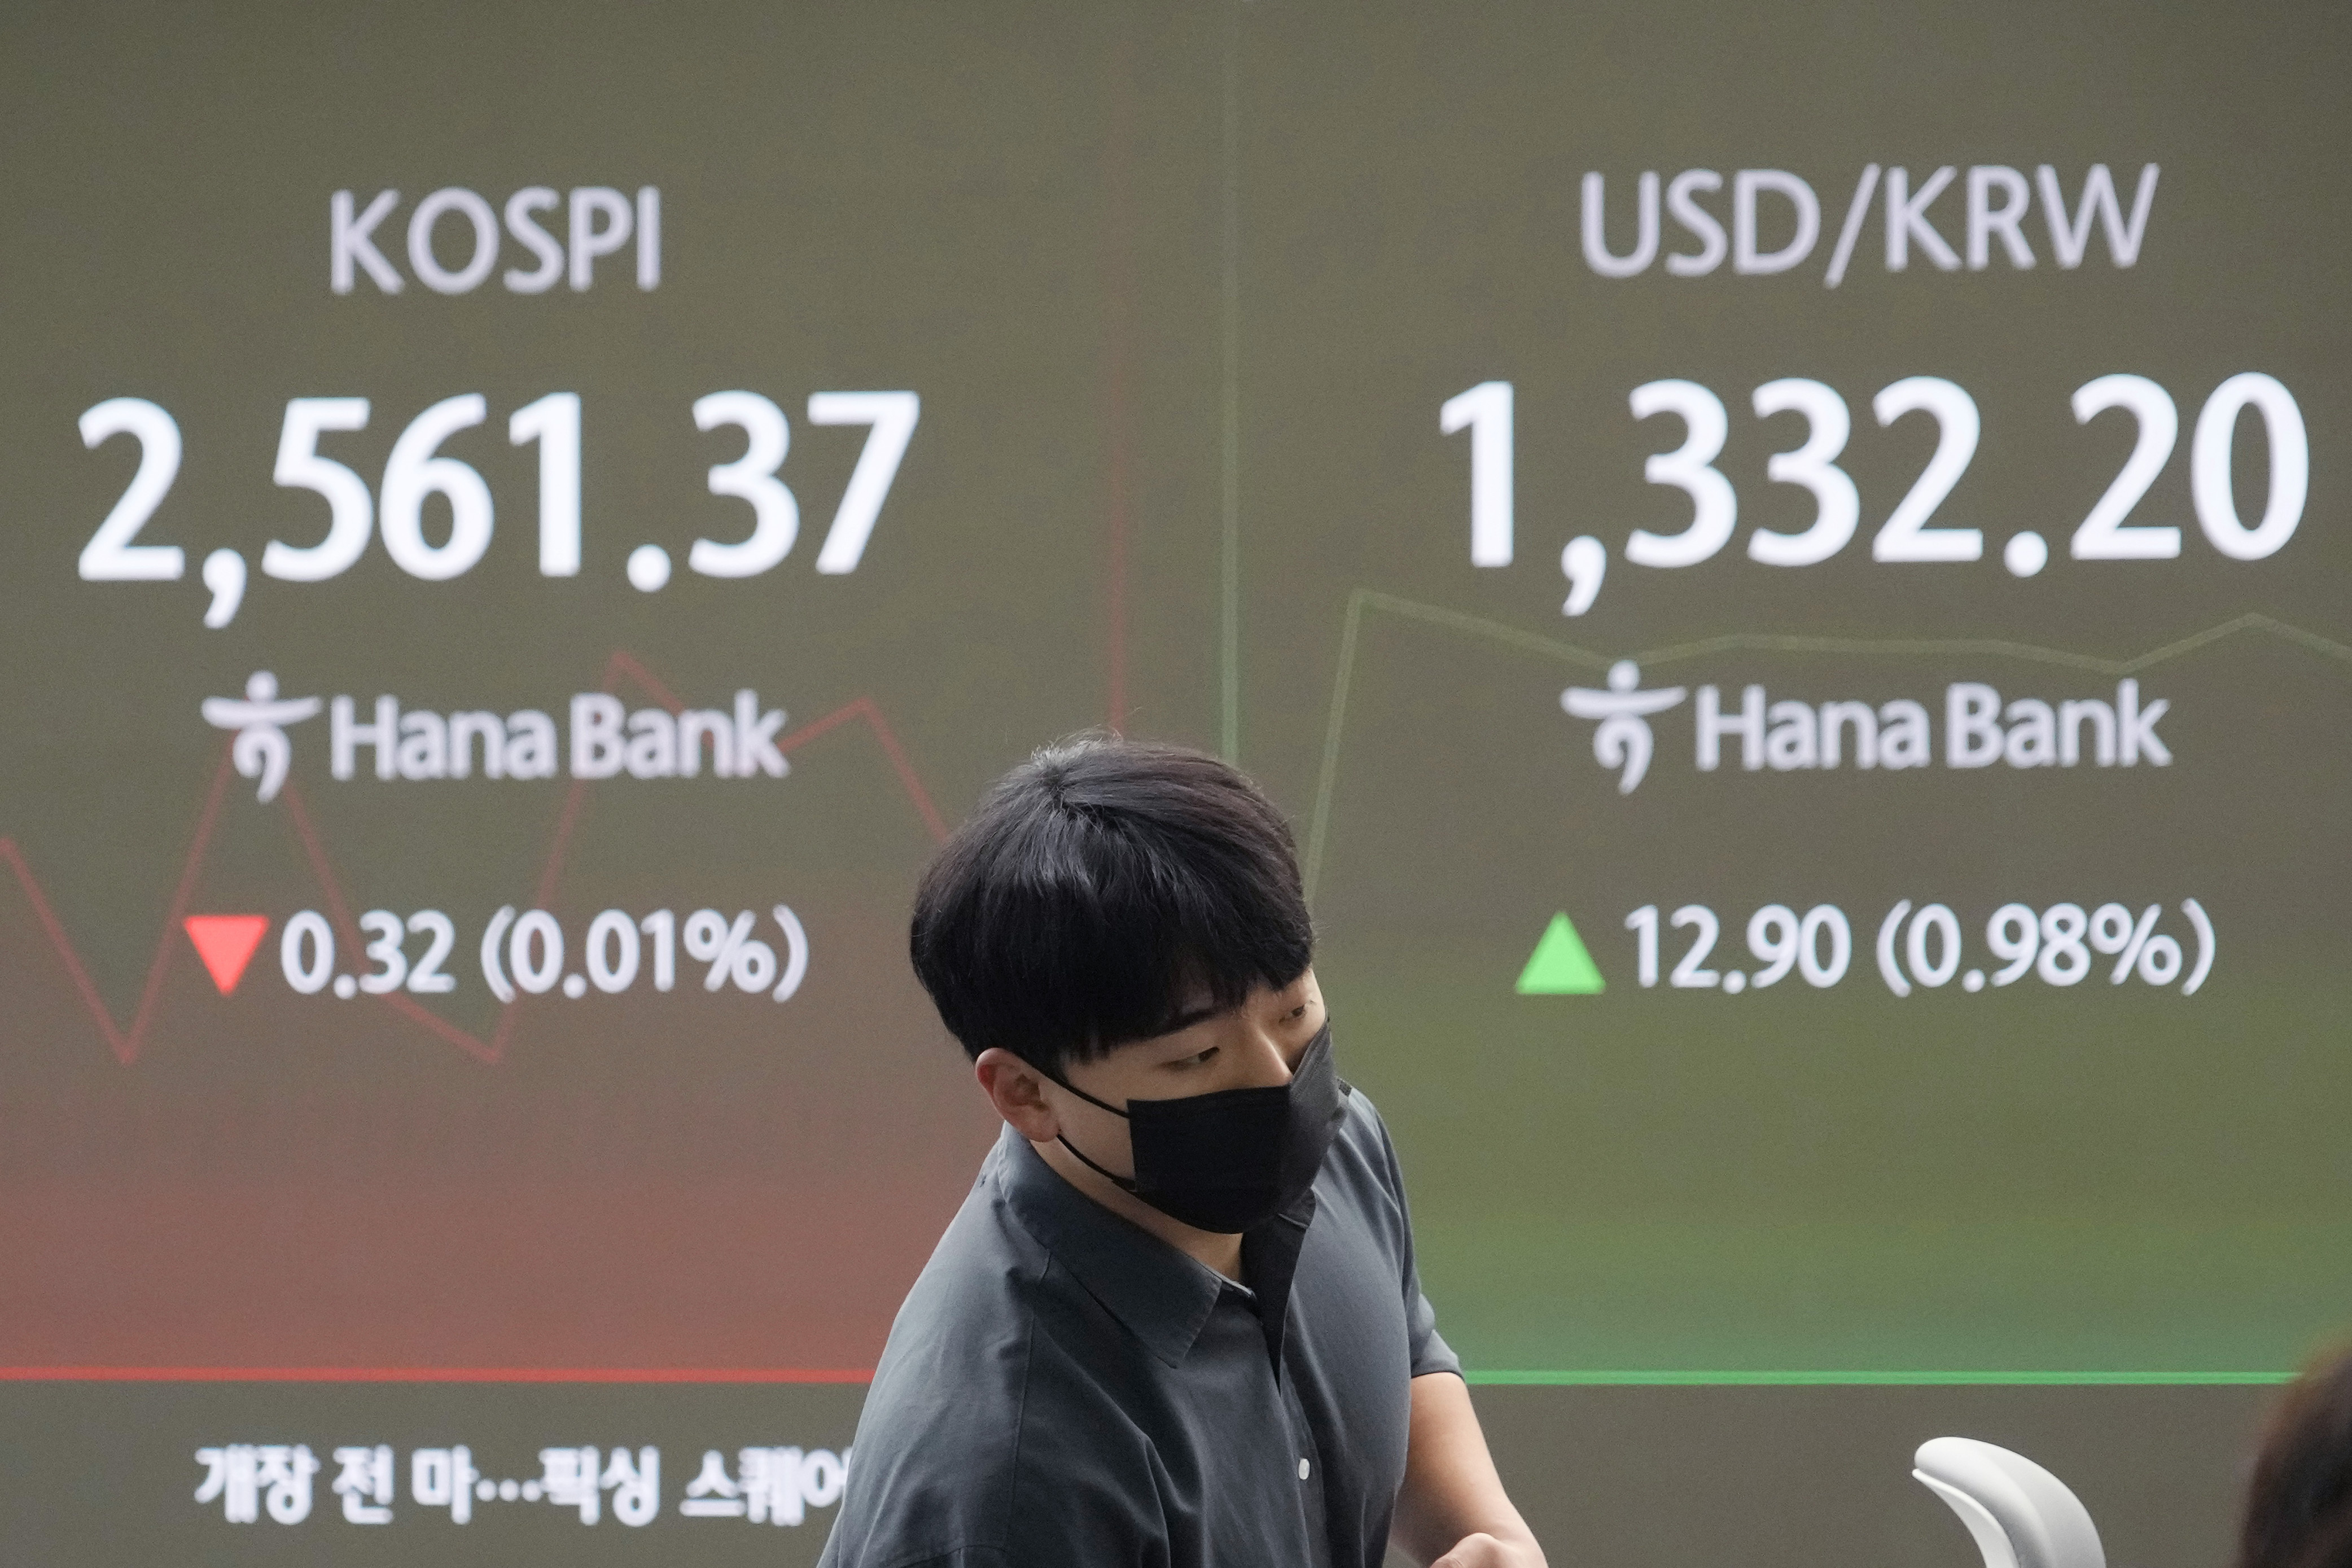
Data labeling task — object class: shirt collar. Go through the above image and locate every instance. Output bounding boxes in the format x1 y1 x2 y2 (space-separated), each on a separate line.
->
992 1125 1228 1369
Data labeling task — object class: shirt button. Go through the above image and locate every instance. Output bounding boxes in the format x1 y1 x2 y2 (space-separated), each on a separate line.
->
1298 1458 1311 1481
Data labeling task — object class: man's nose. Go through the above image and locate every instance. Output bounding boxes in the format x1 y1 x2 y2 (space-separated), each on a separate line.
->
1233 1031 1295 1088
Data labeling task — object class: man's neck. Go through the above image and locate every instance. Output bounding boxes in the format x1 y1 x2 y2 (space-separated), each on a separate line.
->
1030 1137 1245 1282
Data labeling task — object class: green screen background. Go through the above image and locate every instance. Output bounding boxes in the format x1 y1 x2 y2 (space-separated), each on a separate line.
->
2 0 2346 1404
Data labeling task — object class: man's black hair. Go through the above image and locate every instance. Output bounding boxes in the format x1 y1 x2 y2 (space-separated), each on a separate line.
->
909 734 1315 1073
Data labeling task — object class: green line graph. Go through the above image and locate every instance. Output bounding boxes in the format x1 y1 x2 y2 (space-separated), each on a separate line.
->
1303 593 2352 901
1465 1369 2294 1387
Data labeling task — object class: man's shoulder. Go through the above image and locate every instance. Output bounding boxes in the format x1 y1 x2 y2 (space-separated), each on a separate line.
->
825 1152 1164 1565
1323 1081 1409 1208
1337 1079 1397 1149
855 1146 1172 1450
825 1159 1041 1563
865 1149 1049 1418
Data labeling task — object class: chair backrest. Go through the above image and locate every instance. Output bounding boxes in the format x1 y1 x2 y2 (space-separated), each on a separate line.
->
1912 1436 2106 1568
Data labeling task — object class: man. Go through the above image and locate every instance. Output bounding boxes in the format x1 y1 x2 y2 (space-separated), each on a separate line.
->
819 737 1544 1567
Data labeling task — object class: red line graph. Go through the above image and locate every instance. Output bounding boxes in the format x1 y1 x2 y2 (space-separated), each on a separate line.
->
1 650 947 1068
0 1365 874 1384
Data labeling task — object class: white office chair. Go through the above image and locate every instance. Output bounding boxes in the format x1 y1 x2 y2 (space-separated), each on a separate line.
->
1912 1437 2106 1568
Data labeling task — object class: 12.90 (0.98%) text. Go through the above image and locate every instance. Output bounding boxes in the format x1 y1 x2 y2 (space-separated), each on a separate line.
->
1622 898 2213 997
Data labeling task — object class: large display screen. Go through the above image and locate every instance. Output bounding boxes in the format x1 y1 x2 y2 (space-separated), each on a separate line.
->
3 2 2344 1561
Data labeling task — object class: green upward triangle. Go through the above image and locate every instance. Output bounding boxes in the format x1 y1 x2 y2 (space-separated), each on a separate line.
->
1515 913 1605 995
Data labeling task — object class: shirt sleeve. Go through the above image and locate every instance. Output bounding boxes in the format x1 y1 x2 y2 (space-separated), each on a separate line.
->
1357 1092 1463 1380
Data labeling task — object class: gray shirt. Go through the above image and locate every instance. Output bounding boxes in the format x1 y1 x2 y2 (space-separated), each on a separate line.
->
817 1085 1460 1567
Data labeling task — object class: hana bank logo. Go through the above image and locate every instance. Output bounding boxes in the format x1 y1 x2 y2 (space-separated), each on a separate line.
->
201 671 790 803
1561 662 1685 794
1561 664 2173 795
202 672 321 803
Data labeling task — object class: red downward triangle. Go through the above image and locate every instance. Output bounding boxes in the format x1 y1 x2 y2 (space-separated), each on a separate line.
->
183 915 270 996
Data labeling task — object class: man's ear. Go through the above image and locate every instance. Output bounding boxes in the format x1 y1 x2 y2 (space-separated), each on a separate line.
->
975 1048 1060 1142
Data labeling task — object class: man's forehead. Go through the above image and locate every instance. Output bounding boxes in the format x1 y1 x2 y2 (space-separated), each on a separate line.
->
1143 1000 1224 1040
1141 975 1310 1043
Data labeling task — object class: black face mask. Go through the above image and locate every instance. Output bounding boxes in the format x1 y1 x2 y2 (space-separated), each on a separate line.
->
1043 1024 1345 1234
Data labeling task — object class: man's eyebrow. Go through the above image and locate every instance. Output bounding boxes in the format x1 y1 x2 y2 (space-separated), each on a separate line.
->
1156 1004 1221 1037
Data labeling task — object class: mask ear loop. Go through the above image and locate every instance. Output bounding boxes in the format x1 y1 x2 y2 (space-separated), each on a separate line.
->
1054 1132 1141 1194
1023 1055 1140 1193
